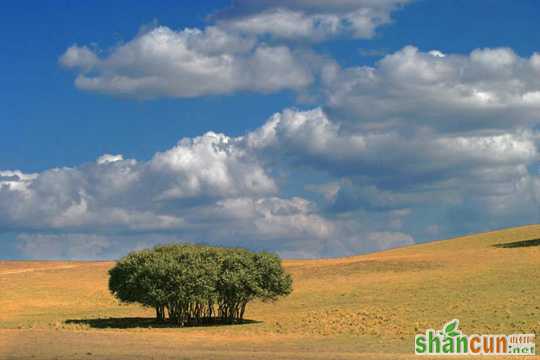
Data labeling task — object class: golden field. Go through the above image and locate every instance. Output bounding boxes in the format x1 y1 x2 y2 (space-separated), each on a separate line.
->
1 225 540 359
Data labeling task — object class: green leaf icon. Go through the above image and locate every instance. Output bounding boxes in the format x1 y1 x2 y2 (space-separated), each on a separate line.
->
444 320 459 334
447 331 460 337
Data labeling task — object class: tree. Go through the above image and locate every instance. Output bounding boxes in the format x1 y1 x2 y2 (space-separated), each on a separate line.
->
108 244 292 326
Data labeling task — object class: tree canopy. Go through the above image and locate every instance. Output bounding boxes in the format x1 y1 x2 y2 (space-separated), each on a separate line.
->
108 244 292 326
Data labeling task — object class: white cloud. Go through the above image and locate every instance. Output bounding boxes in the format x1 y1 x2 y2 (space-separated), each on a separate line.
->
241 106 540 243
0 114 425 258
324 46 540 132
97 154 124 164
216 0 411 41
428 50 445 58
0 170 37 194
470 47 518 70
246 108 537 180
59 45 99 70
61 26 313 98
149 132 276 200
60 0 413 97
197 196 335 247
0 132 275 233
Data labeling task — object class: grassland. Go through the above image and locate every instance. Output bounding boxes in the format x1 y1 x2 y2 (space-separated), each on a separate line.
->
1 225 540 359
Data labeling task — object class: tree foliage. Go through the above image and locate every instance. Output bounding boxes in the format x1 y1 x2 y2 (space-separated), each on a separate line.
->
108 244 292 326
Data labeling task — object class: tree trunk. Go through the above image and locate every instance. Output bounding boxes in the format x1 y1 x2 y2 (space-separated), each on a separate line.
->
155 306 163 321
239 301 247 320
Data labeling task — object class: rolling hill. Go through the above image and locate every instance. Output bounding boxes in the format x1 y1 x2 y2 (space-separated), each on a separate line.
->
1 225 540 359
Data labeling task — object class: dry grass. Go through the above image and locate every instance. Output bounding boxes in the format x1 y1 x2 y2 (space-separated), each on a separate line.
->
1 225 540 359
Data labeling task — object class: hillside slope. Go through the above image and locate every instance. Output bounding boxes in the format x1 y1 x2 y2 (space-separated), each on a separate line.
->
1 224 540 359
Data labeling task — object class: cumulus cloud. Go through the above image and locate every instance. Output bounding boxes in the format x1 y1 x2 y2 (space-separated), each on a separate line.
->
216 0 411 41
0 170 37 193
59 45 99 70
0 111 427 258
324 46 540 132
60 26 314 98
9 99 540 258
5 95 540 258
244 106 540 242
301 46 540 233
148 132 276 200
60 0 414 97
246 107 537 181
0 131 279 231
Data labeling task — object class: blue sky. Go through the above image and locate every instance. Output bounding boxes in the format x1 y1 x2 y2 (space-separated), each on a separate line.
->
2 0 540 259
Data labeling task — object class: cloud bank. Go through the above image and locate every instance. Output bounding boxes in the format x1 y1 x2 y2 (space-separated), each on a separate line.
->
15 2 540 258
3 101 540 258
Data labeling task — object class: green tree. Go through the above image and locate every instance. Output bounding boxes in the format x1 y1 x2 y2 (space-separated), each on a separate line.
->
108 244 292 326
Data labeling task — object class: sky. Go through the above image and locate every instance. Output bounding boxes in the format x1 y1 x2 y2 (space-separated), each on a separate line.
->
2 0 540 259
